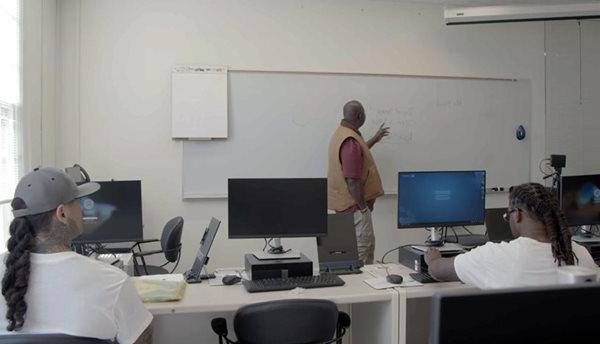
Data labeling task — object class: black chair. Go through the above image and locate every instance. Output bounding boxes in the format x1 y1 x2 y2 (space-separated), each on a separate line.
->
0 334 113 343
132 216 184 275
211 299 351 344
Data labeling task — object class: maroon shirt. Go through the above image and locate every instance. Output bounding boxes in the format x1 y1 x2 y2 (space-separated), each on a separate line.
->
338 137 375 214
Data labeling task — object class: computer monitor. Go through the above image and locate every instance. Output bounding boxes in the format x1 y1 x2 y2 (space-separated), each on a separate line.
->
485 208 514 243
185 217 221 283
228 178 328 239
75 180 144 243
560 174 600 226
397 171 486 228
430 284 600 344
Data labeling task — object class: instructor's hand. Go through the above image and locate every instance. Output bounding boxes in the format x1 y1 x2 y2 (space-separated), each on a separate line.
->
425 248 442 265
372 122 390 143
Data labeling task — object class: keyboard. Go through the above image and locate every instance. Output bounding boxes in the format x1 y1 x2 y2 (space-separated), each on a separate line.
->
410 272 438 284
243 273 345 293
320 268 363 276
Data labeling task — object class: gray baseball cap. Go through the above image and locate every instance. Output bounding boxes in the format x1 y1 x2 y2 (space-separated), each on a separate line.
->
12 167 100 218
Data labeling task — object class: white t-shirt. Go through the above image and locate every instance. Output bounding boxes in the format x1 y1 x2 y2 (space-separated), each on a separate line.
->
454 237 598 289
0 251 153 344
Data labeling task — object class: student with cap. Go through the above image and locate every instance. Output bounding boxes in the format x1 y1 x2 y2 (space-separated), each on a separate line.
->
0 167 153 343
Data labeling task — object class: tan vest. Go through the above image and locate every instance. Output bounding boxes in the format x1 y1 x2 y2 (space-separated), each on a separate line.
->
327 125 384 211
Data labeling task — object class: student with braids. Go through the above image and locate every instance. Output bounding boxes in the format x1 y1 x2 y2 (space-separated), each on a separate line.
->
424 182 597 289
0 167 153 343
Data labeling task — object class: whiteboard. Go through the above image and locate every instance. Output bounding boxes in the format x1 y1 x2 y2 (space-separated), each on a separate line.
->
183 71 531 198
171 66 228 139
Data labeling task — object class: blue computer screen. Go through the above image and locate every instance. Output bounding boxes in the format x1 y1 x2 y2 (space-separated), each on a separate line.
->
398 171 486 228
560 174 600 226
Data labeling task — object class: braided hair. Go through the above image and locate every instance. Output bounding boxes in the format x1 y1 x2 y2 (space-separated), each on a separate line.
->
2 198 54 331
509 183 576 266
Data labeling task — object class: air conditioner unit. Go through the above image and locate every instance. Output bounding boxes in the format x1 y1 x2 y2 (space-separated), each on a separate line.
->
444 3 600 25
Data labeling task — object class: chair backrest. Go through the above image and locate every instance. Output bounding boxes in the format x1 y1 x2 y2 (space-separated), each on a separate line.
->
234 299 338 344
160 216 184 262
429 283 600 344
0 334 113 344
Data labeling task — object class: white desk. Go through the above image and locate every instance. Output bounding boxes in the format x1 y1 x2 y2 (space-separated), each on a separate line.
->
364 264 472 344
145 272 398 344
143 263 473 344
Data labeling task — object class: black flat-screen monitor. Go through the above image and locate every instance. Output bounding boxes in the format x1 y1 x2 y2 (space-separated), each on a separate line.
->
485 208 514 243
397 171 486 228
560 174 600 226
430 284 600 344
75 180 143 243
228 178 327 238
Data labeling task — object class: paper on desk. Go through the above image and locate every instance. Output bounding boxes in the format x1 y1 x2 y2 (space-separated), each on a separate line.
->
138 274 184 281
133 274 186 302
364 277 423 290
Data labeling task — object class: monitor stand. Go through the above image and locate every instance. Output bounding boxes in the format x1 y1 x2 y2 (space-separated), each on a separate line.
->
410 227 463 252
425 227 444 247
253 250 301 260
252 238 301 260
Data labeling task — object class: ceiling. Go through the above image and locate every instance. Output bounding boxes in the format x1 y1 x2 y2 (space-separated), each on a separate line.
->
408 0 600 6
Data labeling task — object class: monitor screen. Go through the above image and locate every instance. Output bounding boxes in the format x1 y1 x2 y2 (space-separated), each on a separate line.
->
75 180 143 243
228 178 327 238
485 208 514 243
398 171 486 228
560 174 600 226
430 285 600 344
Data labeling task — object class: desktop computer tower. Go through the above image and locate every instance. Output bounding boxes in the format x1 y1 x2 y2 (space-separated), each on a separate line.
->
398 246 462 273
245 253 313 280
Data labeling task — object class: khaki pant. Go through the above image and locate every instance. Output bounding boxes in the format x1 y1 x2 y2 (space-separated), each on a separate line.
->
353 208 375 265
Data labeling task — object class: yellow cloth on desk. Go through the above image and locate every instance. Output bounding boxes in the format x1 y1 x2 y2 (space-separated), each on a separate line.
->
133 275 187 302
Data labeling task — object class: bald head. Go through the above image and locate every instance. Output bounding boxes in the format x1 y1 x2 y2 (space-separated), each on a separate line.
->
343 100 365 128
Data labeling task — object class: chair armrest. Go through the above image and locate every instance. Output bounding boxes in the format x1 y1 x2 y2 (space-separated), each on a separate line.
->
131 239 160 252
135 239 160 245
322 311 351 344
133 249 164 257
211 318 237 343
338 311 351 329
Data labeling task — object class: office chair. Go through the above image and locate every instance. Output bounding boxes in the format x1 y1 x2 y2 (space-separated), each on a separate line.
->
211 299 351 344
0 334 113 344
132 216 183 275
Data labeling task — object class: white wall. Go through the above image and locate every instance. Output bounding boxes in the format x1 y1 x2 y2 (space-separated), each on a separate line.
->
545 20 600 176
23 0 57 170
53 0 547 270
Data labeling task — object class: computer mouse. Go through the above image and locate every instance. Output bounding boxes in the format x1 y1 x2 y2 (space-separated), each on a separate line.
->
386 274 403 285
222 275 242 285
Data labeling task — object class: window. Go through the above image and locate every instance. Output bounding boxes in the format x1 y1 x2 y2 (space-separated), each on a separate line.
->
0 0 22 249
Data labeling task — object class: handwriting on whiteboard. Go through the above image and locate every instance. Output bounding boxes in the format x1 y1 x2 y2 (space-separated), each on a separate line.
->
370 107 415 144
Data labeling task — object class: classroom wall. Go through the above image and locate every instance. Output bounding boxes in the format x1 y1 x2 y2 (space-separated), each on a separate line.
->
545 20 600 176
22 0 57 170
52 0 547 270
